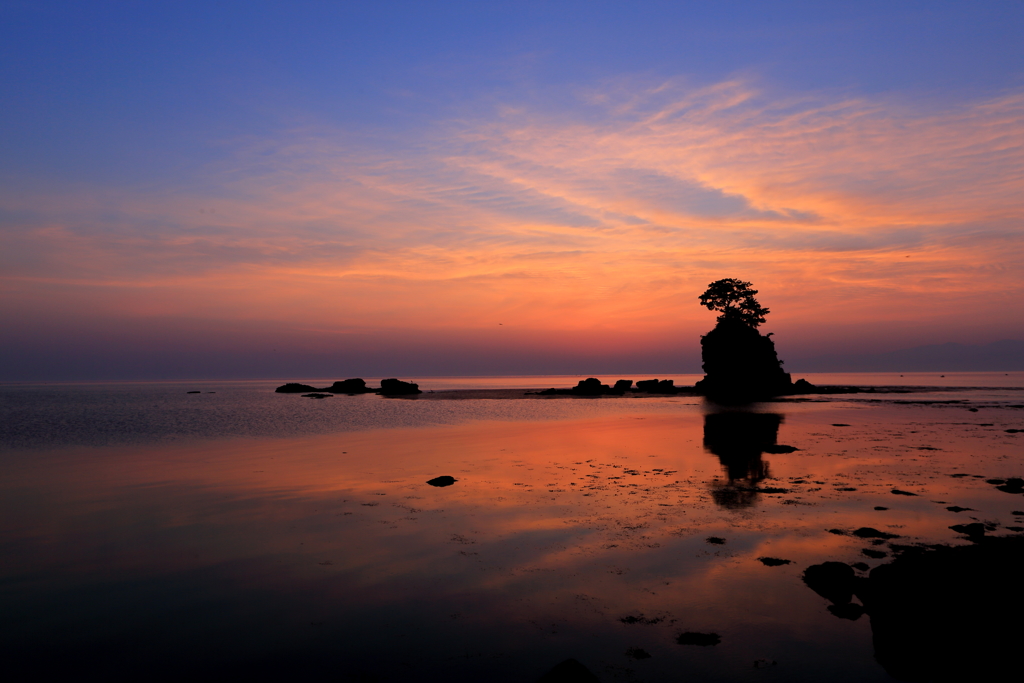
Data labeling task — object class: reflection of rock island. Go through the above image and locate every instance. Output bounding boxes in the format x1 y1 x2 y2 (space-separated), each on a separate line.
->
703 411 795 508
804 535 1024 681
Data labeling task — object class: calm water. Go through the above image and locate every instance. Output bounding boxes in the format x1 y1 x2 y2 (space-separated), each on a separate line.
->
1 374 1023 681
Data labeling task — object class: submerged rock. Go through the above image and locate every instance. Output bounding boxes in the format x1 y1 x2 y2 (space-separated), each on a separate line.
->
675 632 721 646
426 475 456 487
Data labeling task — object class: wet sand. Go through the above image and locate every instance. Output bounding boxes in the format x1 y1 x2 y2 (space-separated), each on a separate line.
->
1 396 1022 681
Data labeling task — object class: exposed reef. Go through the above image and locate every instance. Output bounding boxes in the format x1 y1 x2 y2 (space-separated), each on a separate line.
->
274 378 420 396
532 377 696 396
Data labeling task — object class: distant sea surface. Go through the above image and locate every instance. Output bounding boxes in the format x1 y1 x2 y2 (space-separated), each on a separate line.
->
2 372 1022 449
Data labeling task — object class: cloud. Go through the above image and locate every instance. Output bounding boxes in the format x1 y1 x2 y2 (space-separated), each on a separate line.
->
2 78 1023 367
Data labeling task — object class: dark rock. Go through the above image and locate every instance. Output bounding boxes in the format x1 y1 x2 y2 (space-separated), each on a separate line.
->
533 378 639 396
827 528 848 535
791 378 817 393
853 527 901 539
874 506 889 510
275 383 321 393
705 536 726 545
986 478 1006 485
379 378 421 395
852 536 1024 680
949 522 986 540
694 319 794 402
572 378 612 395
758 557 792 566
426 476 457 487
1006 428 1023 433
862 548 888 559
676 632 720 646
851 562 870 571
624 647 651 660
537 658 601 683
635 378 678 393
945 506 974 513
803 561 857 604
186 391 201 394
323 378 374 394
996 477 1024 494
828 603 864 620
301 393 333 399
832 423 851 427
1013 511 1024 516
891 489 918 496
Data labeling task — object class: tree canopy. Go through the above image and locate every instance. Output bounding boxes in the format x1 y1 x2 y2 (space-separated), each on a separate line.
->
699 278 769 327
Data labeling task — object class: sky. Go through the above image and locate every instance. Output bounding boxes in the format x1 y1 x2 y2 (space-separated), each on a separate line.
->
2 1 1023 380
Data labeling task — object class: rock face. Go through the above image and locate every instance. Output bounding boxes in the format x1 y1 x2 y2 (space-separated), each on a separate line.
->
694 319 794 401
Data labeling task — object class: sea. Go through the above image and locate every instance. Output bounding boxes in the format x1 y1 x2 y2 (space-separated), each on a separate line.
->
2 372 1022 681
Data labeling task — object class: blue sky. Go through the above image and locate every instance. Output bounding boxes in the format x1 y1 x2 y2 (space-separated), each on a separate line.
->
4 1 1021 185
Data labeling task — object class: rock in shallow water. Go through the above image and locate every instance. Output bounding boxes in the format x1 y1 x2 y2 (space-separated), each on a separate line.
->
426 476 456 487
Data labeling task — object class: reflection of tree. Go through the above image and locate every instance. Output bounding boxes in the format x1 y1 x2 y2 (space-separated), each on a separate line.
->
703 412 782 509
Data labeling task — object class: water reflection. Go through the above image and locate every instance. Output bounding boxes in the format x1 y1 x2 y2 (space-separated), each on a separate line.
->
703 411 782 509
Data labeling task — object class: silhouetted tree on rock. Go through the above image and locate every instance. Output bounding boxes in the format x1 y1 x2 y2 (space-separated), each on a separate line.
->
695 279 794 402
698 278 770 327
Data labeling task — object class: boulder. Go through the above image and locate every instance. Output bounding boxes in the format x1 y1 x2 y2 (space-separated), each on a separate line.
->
379 378 421 395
